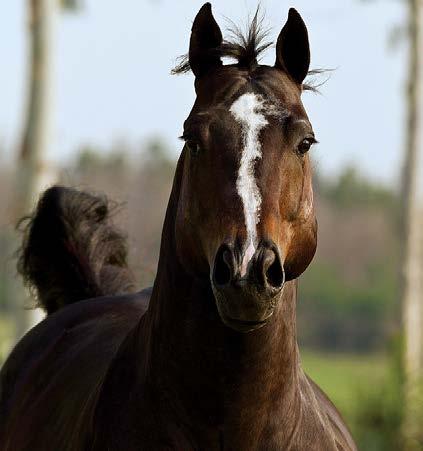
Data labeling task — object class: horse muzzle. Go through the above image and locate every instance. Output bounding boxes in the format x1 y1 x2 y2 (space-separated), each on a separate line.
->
211 240 285 332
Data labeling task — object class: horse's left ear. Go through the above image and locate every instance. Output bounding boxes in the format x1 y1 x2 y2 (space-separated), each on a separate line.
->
275 8 310 85
189 3 223 77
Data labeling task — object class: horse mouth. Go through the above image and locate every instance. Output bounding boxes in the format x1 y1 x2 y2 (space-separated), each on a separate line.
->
219 312 272 333
211 278 282 333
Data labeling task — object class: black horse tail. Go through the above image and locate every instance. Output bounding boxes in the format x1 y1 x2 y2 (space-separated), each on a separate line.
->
17 186 136 315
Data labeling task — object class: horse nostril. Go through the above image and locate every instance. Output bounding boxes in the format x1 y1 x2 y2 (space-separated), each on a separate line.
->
262 248 285 289
213 245 234 287
266 256 284 289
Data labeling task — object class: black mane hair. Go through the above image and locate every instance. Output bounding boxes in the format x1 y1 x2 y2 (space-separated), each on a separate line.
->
172 10 326 92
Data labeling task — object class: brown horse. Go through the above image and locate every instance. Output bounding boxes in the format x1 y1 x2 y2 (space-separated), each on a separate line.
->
0 4 357 450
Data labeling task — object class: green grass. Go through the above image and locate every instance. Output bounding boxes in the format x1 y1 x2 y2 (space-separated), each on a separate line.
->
301 350 389 433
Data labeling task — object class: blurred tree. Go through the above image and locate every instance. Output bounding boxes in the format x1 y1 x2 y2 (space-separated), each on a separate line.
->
12 0 79 339
16 0 56 218
60 0 81 10
399 1 423 448
318 165 398 210
359 0 423 448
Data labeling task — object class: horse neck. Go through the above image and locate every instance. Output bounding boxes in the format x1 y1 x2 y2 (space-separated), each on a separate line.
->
139 152 302 439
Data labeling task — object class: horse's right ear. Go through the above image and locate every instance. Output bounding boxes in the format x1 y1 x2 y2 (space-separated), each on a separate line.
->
189 3 223 77
275 8 310 85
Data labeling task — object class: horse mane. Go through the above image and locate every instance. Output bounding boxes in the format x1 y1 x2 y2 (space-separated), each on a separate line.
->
171 10 325 92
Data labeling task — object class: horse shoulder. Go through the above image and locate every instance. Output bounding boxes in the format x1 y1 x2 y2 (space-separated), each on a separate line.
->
0 289 151 451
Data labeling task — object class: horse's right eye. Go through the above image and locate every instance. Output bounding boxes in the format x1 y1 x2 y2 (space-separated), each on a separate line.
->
186 140 201 156
297 136 317 155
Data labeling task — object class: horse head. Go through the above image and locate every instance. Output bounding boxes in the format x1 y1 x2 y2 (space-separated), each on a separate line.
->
174 4 317 332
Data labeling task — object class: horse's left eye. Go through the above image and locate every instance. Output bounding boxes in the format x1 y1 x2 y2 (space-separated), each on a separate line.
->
297 137 315 155
186 140 201 156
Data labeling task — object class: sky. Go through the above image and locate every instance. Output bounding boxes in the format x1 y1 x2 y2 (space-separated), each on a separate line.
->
0 0 410 184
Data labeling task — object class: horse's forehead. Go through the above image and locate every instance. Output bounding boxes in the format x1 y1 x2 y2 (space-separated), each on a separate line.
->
188 76 306 140
228 91 283 126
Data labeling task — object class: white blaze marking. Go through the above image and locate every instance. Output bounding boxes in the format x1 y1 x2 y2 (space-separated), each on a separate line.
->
230 93 269 277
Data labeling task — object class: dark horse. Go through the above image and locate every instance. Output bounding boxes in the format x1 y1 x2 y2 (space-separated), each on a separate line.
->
0 4 357 450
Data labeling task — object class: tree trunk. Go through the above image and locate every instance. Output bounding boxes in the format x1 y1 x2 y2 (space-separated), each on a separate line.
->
400 0 423 448
12 0 57 340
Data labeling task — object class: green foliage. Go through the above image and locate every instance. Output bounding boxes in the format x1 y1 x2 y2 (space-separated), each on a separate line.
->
75 145 130 173
353 339 404 451
60 0 82 12
299 165 399 352
141 137 175 174
317 165 398 212
299 258 397 351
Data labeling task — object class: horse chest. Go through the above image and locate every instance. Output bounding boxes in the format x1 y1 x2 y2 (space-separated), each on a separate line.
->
92 391 340 451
